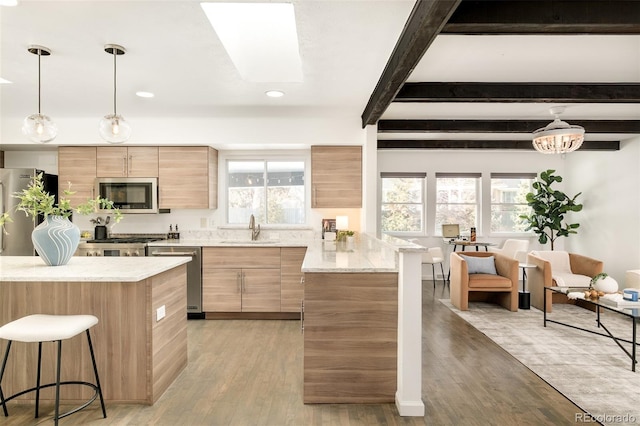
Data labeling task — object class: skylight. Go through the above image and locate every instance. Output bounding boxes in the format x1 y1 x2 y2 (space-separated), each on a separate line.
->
200 2 303 83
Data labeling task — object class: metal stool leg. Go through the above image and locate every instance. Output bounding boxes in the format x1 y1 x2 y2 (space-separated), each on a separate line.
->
0 341 12 417
54 340 62 426
440 263 446 286
85 330 107 418
35 342 43 418
431 264 436 288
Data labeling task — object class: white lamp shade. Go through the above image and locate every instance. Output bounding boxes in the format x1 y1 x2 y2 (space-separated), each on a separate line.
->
336 215 349 230
22 113 57 143
99 114 131 144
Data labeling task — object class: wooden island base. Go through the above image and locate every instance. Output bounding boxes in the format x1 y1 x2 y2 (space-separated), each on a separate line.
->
0 264 188 405
303 272 398 403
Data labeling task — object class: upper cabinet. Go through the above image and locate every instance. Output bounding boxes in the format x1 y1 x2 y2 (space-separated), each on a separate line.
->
96 146 158 177
58 147 97 207
158 146 218 210
311 145 362 208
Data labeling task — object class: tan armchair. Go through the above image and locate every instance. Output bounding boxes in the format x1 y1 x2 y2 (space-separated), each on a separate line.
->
527 251 604 312
450 251 519 312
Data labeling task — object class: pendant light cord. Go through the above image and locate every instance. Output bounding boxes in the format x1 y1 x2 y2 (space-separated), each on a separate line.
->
37 49 41 115
113 49 117 116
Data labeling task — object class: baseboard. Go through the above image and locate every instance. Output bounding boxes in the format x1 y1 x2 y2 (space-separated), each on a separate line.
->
395 393 425 416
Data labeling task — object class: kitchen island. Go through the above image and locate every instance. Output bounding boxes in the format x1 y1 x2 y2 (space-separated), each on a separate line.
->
149 233 426 416
0 256 190 405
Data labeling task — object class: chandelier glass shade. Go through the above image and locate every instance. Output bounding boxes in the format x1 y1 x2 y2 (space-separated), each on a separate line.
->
22 45 57 144
532 107 584 154
99 44 131 144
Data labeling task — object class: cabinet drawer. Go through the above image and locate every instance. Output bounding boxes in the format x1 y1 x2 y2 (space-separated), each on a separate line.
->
203 247 281 269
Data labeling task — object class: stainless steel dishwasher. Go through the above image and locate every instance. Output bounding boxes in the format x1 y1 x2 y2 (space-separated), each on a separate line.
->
148 246 203 319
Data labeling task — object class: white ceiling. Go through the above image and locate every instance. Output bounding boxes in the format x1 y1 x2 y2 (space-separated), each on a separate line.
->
1 1 639 149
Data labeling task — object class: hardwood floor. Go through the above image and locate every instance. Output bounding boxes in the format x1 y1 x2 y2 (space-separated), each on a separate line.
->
1 281 582 425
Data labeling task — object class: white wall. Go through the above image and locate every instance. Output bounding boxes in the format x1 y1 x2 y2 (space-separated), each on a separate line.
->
565 138 640 285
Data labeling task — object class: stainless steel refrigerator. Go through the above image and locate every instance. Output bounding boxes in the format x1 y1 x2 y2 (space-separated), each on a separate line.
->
0 168 58 256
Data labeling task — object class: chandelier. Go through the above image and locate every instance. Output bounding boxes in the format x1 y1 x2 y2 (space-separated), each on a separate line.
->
532 106 584 154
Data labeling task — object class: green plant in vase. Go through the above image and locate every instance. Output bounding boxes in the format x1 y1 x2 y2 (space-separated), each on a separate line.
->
337 230 355 242
0 172 122 265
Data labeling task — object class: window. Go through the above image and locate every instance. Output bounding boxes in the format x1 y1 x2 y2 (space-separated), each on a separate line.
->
227 160 305 225
435 173 480 235
490 173 535 233
380 172 426 233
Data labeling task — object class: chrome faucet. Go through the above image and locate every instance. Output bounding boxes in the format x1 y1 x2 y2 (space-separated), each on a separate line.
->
249 214 261 241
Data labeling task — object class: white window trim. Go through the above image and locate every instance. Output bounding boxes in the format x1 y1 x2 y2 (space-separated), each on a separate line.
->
379 172 427 237
487 172 537 237
220 150 310 226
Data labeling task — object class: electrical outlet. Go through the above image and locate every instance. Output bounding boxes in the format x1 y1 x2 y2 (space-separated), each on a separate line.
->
200 218 207 228
156 305 166 321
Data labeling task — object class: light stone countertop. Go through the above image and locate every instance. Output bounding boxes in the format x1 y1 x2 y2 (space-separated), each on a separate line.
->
0 256 191 282
147 233 425 273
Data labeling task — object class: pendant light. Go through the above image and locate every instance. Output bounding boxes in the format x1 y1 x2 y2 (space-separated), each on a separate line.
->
22 45 57 144
99 44 131 144
532 106 584 154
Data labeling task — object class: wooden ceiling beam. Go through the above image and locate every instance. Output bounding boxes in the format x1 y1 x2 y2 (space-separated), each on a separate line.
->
444 0 640 34
360 0 462 128
378 119 640 133
377 139 620 151
395 83 640 103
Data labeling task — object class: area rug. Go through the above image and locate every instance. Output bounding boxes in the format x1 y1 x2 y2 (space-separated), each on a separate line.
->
441 299 640 426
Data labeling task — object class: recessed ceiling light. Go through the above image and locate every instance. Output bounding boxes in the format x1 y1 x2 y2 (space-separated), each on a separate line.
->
0 0 19 6
201 2 303 83
136 91 154 98
0 77 12 84
265 90 284 98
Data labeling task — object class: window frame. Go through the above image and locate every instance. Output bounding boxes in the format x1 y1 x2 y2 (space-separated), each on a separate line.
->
434 172 481 237
379 172 427 237
224 153 309 227
489 172 536 236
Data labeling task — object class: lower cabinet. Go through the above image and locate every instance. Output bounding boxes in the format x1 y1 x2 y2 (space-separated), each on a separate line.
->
202 247 282 313
203 268 280 312
280 247 306 312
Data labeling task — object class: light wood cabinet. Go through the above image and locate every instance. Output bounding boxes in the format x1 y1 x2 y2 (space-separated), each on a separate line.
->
96 146 158 177
280 247 306 312
303 272 398 403
311 145 362 208
159 146 218 209
202 247 281 312
58 146 97 207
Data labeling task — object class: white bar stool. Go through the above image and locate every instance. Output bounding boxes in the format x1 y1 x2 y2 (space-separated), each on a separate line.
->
0 314 107 425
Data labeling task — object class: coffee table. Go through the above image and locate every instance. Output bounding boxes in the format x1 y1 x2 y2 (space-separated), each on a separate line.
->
544 286 640 371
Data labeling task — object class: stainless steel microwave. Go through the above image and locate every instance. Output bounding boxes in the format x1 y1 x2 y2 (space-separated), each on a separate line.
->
95 177 158 214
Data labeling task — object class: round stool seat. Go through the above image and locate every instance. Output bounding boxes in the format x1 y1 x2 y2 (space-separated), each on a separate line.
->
0 314 98 343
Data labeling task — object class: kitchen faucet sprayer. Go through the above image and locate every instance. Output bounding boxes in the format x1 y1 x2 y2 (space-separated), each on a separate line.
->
249 214 261 241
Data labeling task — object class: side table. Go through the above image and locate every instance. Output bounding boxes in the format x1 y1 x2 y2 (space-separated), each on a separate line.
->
518 263 536 310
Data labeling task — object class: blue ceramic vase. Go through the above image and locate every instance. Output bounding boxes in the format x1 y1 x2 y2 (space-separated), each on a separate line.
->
31 215 80 266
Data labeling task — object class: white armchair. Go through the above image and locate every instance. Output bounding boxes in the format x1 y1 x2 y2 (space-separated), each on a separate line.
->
489 239 530 263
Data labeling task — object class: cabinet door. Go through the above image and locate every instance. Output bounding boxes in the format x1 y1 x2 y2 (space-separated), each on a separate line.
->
127 147 158 177
241 269 281 312
58 147 97 208
281 247 306 312
159 147 216 209
202 268 242 312
311 146 362 208
96 147 128 177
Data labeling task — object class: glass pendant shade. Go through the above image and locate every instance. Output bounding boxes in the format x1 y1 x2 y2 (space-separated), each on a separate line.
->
99 113 131 144
100 44 130 144
23 45 56 144
532 107 585 154
22 113 57 143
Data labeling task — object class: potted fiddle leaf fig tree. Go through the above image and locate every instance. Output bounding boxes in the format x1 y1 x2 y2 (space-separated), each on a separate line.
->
519 169 583 250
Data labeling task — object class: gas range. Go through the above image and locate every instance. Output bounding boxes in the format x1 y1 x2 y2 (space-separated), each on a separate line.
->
76 234 166 257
